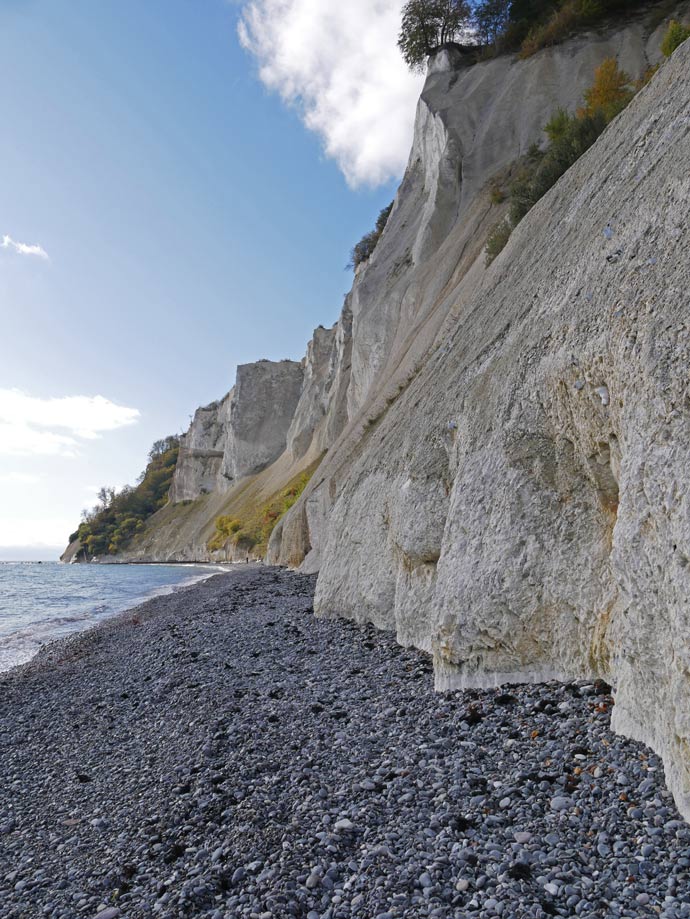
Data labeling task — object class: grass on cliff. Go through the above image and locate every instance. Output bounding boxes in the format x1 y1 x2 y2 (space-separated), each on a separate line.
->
437 0 673 62
517 0 656 58
660 19 690 56
485 55 642 265
72 437 180 557
208 456 323 557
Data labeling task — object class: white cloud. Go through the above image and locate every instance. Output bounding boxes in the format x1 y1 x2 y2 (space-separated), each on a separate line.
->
1 234 49 260
238 0 424 187
0 390 140 457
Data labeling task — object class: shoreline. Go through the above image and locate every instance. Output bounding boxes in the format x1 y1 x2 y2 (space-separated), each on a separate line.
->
0 562 234 678
1 567 688 919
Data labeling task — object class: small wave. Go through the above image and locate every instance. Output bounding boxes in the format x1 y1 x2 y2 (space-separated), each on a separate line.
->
0 563 225 674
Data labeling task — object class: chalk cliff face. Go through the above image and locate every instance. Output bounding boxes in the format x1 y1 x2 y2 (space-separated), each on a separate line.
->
169 360 303 503
150 8 680 559
219 360 304 482
270 7 682 571
169 395 231 503
275 33 690 819
106 6 690 817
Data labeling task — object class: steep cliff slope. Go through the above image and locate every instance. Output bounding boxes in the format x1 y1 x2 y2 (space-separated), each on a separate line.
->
271 4 685 570
288 41 690 820
123 6 682 568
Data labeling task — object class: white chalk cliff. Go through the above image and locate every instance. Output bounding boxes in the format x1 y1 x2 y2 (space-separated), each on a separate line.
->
114 7 690 818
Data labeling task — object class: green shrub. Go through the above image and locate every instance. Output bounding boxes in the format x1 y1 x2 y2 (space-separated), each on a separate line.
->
486 56 634 265
207 457 323 557
74 437 180 556
485 219 513 264
349 202 394 271
514 110 607 222
661 19 690 57
489 181 506 204
544 108 573 144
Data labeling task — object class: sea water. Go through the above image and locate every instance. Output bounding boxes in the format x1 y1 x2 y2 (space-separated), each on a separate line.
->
0 561 224 672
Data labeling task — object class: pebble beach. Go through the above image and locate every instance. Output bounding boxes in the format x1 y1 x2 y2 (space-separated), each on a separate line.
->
1 566 689 919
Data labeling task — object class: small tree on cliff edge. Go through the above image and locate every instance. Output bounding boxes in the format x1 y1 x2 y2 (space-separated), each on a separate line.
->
398 0 472 71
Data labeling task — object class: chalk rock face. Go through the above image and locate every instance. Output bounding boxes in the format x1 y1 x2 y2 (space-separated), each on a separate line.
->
220 360 304 482
170 359 304 503
343 11 676 418
271 6 684 571
169 395 231 502
286 318 353 462
310 43 690 818
348 20 659 417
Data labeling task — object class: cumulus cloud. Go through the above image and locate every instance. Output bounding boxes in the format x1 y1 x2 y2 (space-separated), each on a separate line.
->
0 390 140 457
238 0 424 187
1 235 49 260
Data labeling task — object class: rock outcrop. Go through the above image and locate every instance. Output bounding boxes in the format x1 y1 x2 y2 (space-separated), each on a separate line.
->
169 360 303 504
218 360 304 483
169 395 231 503
285 322 351 462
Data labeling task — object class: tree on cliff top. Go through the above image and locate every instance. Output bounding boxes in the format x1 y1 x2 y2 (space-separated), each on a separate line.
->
398 0 472 71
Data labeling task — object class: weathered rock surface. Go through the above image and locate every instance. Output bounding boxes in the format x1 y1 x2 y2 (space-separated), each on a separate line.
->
169 394 231 502
290 40 690 820
285 323 347 462
344 8 679 420
219 359 304 482
169 359 303 505
59 538 82 564
270 5 687 571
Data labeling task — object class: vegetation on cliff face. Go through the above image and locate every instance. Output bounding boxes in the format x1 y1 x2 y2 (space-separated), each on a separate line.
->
71 436 179 557
348 202 394 271
398 0 677 67
486 56 636 264
398 0 473 71
517 0 656 57
661 18 690 55
208 456 323 557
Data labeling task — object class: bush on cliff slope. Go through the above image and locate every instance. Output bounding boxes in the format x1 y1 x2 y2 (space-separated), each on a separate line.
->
519 0 661 57
71 436 179 557
348 202 394 271
208 456 323 557
486 57 632 263
466 0 671 59
661 18 690 56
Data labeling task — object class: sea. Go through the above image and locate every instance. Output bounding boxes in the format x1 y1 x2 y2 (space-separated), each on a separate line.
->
0 561 225 673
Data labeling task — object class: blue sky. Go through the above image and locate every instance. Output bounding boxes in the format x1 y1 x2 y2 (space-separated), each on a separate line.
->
0 0 422 557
